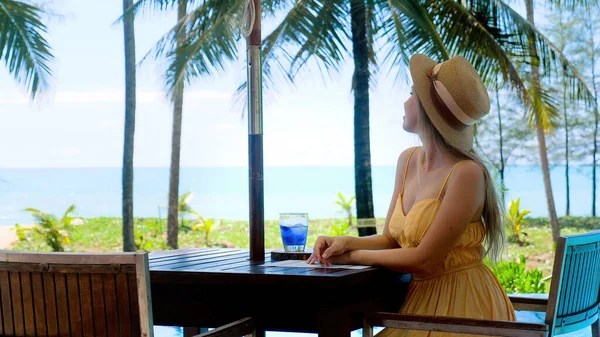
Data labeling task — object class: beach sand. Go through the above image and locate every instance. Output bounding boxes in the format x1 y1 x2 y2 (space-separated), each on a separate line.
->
0 225 34 249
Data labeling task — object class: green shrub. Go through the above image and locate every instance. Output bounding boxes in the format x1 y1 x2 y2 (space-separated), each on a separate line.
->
487 255 547 294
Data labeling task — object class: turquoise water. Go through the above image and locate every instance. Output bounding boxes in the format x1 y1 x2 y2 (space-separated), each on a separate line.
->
1 165 599 226
154 311 592 337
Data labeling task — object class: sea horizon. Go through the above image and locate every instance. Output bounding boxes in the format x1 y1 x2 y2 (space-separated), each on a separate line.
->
1 164 598 226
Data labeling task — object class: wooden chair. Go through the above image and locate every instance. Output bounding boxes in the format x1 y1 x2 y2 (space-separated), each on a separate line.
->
363 230 600 337
0 251 153 337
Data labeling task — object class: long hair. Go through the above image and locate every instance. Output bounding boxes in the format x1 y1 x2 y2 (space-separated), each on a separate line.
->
417 102 505 264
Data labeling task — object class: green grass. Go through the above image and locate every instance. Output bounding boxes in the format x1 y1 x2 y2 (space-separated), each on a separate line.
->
11 217 360 252
11 216 592 294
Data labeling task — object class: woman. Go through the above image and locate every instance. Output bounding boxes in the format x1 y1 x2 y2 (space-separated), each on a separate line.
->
307 54 516 335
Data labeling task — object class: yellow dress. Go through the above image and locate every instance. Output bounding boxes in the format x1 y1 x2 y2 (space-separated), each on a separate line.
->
376 148 516 337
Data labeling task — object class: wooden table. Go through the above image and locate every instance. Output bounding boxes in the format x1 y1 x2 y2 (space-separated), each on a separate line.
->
149 248 408 337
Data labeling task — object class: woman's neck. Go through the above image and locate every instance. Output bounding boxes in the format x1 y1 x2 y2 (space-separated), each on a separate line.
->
420 138 458 172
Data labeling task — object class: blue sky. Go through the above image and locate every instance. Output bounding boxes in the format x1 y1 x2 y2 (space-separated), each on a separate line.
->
0 0 426 168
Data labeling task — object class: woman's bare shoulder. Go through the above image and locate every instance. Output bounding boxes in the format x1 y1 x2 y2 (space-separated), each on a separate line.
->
447 160 485 197
396 146 421 170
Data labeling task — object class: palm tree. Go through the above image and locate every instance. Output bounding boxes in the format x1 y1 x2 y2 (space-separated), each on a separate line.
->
122 0 137 252
0 0 53 99
128 0 597 242
127 0 244 248
166 0 187 249
257 0 595 238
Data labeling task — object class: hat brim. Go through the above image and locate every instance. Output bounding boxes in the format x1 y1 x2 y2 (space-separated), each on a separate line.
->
410 54 474 151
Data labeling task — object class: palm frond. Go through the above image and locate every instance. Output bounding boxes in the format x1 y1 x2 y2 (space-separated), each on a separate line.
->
114 0 199 23
0 0 53 99
527 84 561 132
235 0 350 114
426 0 526 100
22 207 55 228
285 0 350 80
148 0 241 96
373 0 449 84
463 0 596 109
60 204 76 225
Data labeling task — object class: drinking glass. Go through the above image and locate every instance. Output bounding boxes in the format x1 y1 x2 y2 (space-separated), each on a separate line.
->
279 213 309 252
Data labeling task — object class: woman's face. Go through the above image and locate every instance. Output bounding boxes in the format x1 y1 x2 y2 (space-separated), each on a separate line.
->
403 87 420 133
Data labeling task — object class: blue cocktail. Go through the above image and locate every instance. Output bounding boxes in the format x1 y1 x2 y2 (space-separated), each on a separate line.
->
279 213 309 252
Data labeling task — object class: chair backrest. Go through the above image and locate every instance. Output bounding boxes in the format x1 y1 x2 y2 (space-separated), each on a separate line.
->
0 251 153 337
546 230 600 336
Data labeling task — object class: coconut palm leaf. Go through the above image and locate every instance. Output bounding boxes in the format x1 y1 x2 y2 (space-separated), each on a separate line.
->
140 0 241 96
372 0 449 84
527 84 561 131
459 0 596 108
0 0 53 99
424 0 526 98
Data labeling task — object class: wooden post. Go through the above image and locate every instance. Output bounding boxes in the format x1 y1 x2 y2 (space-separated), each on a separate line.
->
247 0 264 262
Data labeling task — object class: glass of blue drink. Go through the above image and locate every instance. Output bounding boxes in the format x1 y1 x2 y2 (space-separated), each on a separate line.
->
279 213 309 252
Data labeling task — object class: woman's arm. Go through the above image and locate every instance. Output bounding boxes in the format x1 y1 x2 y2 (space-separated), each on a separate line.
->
339 161 485 273
308 147 416 264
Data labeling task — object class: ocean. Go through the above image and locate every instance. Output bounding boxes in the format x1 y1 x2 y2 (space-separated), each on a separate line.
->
0 165 598 226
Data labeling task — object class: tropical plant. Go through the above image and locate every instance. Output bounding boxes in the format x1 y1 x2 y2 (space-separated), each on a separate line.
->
506 198 531 245
0 0 53 99
487 255 547 294
329 219 351 236
192 216 219 246
178 191 197 231
121 0 137 252
16 204 77 252
335 191 355 229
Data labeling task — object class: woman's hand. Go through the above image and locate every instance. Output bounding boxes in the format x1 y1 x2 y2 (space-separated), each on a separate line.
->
326 250 359 266
306 235 349 265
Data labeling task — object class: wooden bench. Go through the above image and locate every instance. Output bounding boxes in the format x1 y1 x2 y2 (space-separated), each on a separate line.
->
363 230 600 337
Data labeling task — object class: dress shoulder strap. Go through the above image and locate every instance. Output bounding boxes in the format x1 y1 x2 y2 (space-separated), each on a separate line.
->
401 147 419 195
436 160 469 200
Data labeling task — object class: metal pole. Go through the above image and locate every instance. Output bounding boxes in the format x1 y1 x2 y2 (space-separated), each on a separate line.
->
247 0 264 262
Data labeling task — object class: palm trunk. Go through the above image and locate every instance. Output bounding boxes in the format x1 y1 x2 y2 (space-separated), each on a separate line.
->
122 0 136 252
166 0 187 249
588 12 599 217
350 0 376 237
563 72 570 216
526 0 560 243
495 87 506 208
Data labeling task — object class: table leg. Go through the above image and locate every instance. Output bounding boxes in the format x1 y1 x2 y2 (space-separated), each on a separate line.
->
254 327 265 337
317 308 351 337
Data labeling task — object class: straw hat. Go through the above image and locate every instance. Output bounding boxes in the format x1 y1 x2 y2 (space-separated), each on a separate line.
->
409 54 490 151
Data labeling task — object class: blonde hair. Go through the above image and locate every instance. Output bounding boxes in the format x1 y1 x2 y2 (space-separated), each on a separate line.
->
417 102 505 264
